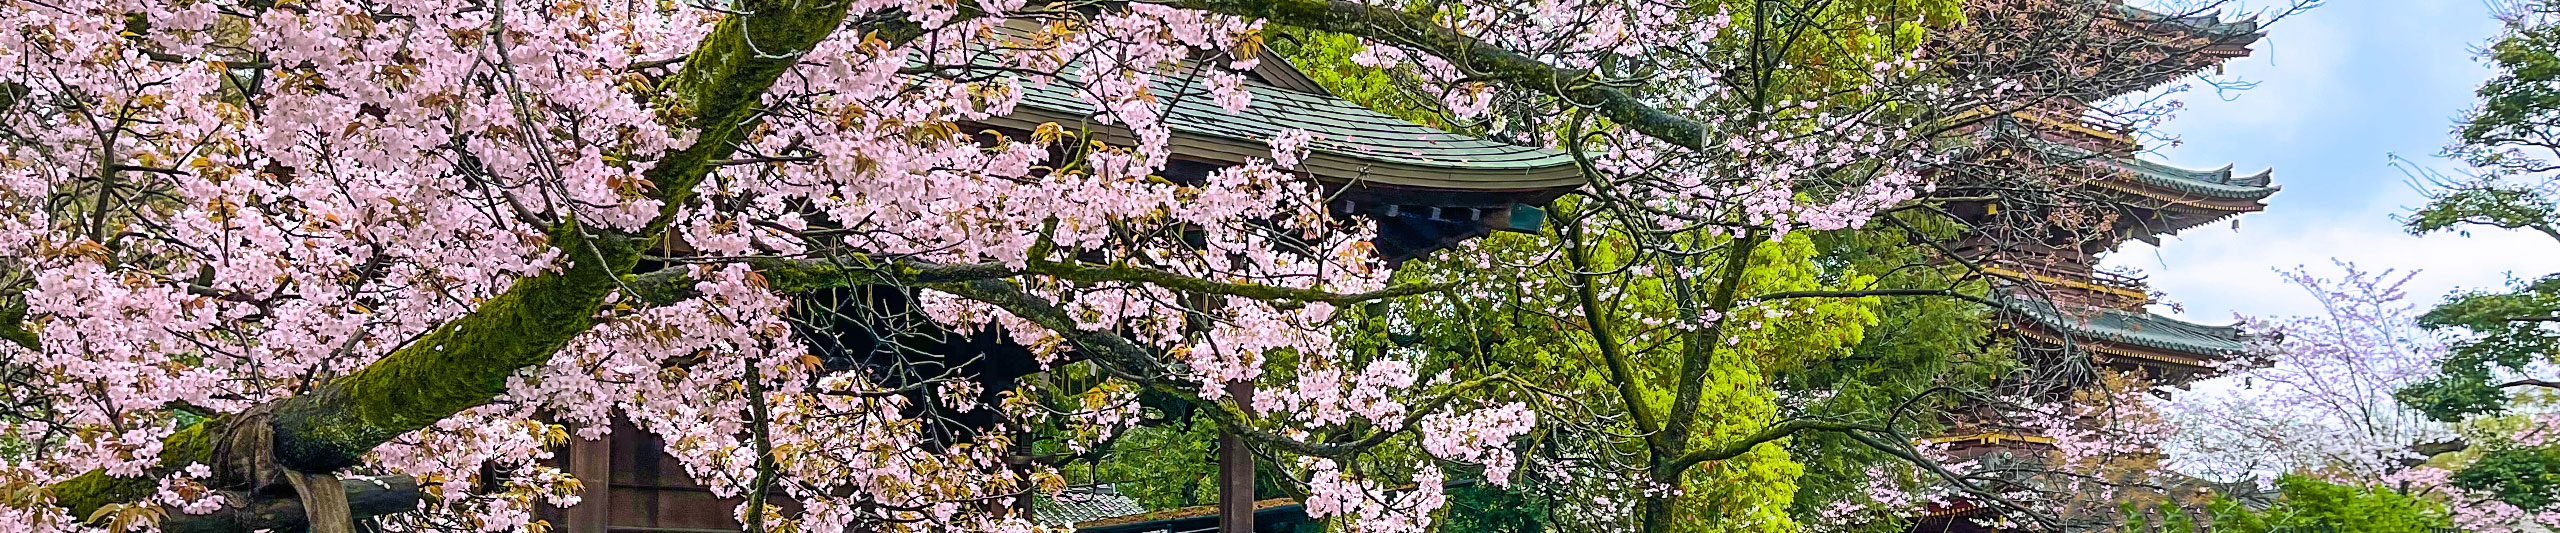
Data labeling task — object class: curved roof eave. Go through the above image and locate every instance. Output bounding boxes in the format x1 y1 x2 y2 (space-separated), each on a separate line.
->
995 64 1584 192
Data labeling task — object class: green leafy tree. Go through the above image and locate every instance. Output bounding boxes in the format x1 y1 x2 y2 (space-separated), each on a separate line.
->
2395 0 2560 517
2205 476 2452 533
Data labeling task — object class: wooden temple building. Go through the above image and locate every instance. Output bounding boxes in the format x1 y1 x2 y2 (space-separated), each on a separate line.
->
535 40 1581 533
1905 5 2277 533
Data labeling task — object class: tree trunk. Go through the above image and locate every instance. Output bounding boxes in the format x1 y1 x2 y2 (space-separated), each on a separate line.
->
1219 382 1259 533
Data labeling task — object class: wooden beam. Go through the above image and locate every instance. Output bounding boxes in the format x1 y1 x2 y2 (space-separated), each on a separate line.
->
1219 382 1258 533
158 475 419 533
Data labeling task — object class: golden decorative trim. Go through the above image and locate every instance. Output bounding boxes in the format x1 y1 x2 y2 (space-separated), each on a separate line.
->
2010 327 2214 369
1918 432 2057 446
1979 266 2149 301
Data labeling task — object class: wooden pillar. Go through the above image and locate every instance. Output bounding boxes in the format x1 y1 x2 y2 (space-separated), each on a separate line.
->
564 428 610 533
1219 382 1258 533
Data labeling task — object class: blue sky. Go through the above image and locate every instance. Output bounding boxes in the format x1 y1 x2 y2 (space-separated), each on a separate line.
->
2104 0 2560 323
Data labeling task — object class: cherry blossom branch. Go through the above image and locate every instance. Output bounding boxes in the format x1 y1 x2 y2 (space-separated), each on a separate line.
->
627 255 1456 308
1842 430 2068 532
916 273 1525 460
1558 210 1667 451
1662 419 1874 473
1745 289 2007 309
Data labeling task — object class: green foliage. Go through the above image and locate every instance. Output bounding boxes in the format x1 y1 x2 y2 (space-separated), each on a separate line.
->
1708 0 1962 104
1090 421 1223 510
2396 359 2516 422
1785 213 1999 517
2405 182 2560 238
2206 476 2451 533
2392 274 2560 421
2450 446 2560 511
1371 202 2009 533
2455 1 2560 177
1443 483 1550 533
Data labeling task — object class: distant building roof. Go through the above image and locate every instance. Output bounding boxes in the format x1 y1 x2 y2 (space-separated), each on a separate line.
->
1032 485 1149 528
959 44 1583 192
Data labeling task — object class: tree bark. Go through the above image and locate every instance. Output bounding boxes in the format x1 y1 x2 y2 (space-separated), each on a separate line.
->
157 475 419 533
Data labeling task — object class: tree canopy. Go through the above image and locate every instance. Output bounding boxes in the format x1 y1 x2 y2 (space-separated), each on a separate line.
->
0 0 2310 532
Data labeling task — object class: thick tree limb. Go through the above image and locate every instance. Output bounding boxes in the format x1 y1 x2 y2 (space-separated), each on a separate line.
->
1747 288 2007 309
1662 232 1759 463
1662 419 1869 473
1559 213 1667 452
2498 378 2560 389
158 476 420 533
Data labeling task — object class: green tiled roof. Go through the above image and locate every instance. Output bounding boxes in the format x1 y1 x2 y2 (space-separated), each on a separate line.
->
2115 4 2263 40
2098 154 2276 199
2018 130 2278 200
990 62 1583 190
1032 485 1148 527
2009 298 2248 357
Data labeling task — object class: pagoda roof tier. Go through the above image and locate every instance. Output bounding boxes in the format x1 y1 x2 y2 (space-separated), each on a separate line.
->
2050 3 2266 100
2002 125 2277 203
2067 147 2277 201
2117 3 2265 44
2006 297 2248 360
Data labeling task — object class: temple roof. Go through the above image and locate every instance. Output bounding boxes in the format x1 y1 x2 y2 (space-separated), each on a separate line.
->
2115 4 2265 42
2010 126 2279 202
982 61 1585 192
2098 155 2277 200
1956 119 2279 204
2036 142 2278 201
1032 485 1149 528
2009 298 2249 358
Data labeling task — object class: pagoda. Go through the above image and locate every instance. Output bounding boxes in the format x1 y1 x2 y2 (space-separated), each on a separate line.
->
1904 4 2277 532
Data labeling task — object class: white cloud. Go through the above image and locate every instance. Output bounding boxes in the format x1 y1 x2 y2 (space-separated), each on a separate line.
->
2111 195 2560 324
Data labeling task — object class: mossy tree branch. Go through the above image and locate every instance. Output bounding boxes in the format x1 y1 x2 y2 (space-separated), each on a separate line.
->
0 298 34 352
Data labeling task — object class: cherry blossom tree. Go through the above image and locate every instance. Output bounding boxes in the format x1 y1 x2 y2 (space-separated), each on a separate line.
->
0 0 2311 532
2164 264 2450 484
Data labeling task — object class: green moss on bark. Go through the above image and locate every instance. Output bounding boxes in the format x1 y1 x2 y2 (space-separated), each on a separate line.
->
270 223 643 472
0 300 36 352
56 423 210 519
